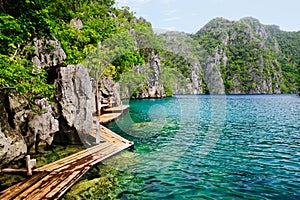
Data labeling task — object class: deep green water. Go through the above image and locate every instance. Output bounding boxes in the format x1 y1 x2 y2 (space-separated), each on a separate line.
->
107 95 300 199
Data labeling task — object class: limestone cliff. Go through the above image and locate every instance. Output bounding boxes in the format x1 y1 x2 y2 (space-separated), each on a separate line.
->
159 17 295 94
0 37 96 167
53 64 95 145
117 56 166 99
194 17 284 94
160 31 205 94
0 93 27 166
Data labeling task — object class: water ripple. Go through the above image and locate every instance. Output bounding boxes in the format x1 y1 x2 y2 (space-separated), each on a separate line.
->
108 95 300 199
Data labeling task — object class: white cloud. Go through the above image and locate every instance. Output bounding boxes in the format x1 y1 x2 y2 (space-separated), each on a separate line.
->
159 0 175 5
163 17 180 22
164 9 177 16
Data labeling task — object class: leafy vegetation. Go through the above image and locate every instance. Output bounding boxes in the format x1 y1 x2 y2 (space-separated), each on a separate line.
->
0 0 154 100
0 11 54 101
0 0 299 103
267 26 300 93
193 17 300 94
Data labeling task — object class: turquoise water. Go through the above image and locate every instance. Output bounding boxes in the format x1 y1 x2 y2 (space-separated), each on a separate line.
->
107 95 300 199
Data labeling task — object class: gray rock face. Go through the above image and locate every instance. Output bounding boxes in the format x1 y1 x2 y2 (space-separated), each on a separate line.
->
0 92 59 167
0 93 27 167
117 51 165 99
196 17 283 94
203 47 225 94
32 36 66 69
145 53 166 98
161 31 205 94
204 61 225 94
100 77 121 107
0 37 98 165
54 64 95 145
27 99 59 151
4 93 59 155
131 54 165 99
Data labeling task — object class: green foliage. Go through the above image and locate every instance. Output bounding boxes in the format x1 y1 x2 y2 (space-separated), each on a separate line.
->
2 0 298 101
0 1 57 100
164 86 173 97
0 55 54 100
112 51 144 81
118 69 147 98
1 0 154 100
193 18 300 94
268 27 300 93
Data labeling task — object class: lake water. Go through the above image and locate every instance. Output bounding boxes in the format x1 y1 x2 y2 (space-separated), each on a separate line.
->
107 95 300 199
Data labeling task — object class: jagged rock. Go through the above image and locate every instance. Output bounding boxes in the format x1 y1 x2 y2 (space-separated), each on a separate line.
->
194 17 283 94
203 46 226 94
54 64 95 145
3 93 59 155
27 99 59 152
0 93 27 167
32 36 66 69
204 62 225 94
146 53 166 98
100 77 121 107
160 31 204 94
70 17 83 30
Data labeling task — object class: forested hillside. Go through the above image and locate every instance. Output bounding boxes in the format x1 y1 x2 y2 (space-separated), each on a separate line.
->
0 0 300 172
0 0 157 99
1 1 299 99
193 17 300 94
0 0 163 166
159 17 300 95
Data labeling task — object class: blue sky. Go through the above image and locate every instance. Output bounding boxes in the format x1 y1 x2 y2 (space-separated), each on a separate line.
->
115 0 300 33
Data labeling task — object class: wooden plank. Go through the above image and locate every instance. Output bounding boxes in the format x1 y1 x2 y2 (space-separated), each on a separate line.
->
101 125 132 144
36 142 111 172
51 167 91 200
90 145 132 166
0 107 134 200
14 172 56 199
104 105 130 113
0 172 48 200
26 170 82 199
100 113 122 124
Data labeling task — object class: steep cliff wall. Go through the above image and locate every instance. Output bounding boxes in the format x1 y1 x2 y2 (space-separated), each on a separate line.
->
194 17 284 94
53 64 95 145
0 93 27 166
0 37 96 167
160 31 205 94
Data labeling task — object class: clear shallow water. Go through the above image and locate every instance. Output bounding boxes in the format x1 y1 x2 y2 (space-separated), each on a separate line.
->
107 95 300 199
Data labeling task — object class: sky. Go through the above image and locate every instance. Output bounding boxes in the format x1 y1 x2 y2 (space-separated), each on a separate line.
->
114 0 300 33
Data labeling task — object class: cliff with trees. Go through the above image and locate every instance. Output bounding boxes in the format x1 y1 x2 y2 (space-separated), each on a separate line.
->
0 0 299 166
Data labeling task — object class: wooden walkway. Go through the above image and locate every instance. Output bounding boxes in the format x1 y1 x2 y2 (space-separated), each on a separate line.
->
0 125 133 200
100 105 129 124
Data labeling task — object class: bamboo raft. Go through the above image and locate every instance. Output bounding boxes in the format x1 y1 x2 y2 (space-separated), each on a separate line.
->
0 124 133 200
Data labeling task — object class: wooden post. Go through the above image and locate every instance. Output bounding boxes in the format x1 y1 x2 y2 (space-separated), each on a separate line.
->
96 120 100 144
26 155 36 176
94 72 101 145
95 74 101 117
